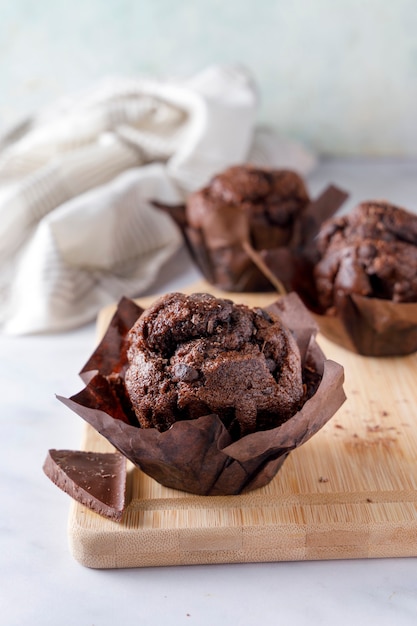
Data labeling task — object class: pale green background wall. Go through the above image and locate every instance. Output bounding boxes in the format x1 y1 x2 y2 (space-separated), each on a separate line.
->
1 0 416 156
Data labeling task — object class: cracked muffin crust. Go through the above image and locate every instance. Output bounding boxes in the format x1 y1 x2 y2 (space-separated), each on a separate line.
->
181 165 311 292
125 292 304 439
186 164 310 250
314 201 417 312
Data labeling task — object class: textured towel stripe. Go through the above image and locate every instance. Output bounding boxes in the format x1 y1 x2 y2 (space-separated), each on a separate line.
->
0 98 158 181
0 140 142 262
0 152 49 181
116 126 173 160
105 97 158 127
49 272 97 305
108 188 177 268
22 167 71 224
55 141 140 196
0 67 313 334
37 241 99 304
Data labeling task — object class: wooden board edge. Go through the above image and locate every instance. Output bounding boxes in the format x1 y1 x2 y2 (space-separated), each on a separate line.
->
68 511 417 569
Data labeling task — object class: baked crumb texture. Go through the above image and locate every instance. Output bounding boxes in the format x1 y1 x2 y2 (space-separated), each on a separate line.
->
314 201 417 313
184 165 310 291
125 292 304 438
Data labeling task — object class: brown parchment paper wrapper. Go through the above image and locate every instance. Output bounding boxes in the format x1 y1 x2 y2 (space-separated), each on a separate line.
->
293 257 417 357
154 185 349 293
58 293 346 496
314 295 417 357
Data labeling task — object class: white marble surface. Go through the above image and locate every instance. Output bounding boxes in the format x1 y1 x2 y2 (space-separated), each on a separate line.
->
2 159 417 626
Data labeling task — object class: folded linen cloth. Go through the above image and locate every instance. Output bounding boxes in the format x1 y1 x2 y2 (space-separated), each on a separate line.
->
0 65 315 334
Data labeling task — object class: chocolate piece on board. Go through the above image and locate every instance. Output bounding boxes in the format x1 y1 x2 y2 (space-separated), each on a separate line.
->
43 449 126 521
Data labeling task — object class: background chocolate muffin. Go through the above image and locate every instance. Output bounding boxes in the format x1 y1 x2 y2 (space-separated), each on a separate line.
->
293 200 417 357
125 292 304 438
314 201 417 313
184 165 311 291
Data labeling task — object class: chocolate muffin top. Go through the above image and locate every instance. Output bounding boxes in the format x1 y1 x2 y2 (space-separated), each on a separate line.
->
186 165 310 239
125 292 304 438
314 201 417 311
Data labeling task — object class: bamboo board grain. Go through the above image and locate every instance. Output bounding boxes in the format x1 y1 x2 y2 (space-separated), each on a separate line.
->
68 281 417 568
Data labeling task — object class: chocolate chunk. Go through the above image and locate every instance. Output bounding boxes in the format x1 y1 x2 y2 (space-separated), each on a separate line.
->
43 449 126 521
171 363 199 382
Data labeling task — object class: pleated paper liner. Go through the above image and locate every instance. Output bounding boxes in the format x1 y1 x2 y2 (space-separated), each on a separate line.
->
154 184 349 293
57 293 345 499
311 295 417 357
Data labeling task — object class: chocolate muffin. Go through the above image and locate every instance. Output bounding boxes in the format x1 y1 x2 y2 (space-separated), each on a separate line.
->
184 165 310 291
124 292 304 438
58 293 345 496
314 201 417 313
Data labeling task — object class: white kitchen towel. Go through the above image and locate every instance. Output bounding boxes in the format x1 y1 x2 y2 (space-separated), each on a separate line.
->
0 65 315 335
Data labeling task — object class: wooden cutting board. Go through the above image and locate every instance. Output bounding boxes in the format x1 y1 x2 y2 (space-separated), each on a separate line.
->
68 282 417 568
